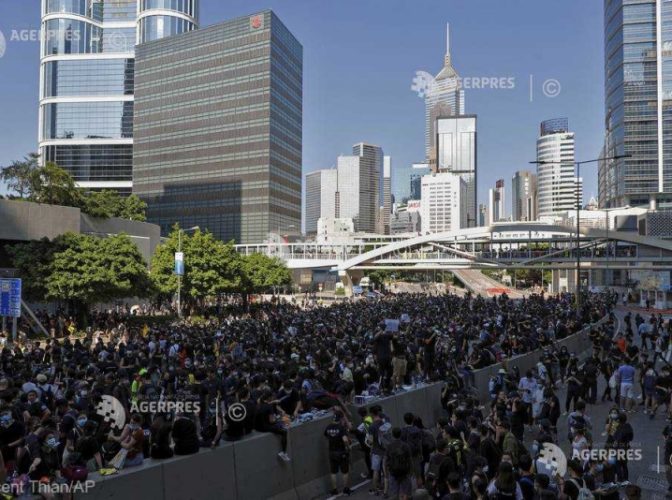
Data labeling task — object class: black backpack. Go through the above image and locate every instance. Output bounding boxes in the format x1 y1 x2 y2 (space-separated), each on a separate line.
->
387 444 411 478
402 426 423 457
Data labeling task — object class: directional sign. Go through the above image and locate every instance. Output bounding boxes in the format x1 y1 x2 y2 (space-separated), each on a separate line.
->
0 279 21 318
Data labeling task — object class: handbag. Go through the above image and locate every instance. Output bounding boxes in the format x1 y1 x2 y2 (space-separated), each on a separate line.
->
61 465 88 482
109 448 128 470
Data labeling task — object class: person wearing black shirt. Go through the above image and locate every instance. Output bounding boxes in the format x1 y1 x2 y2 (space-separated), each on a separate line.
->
323 411 351 496
373 329 393 392
255 390 290 462
172 414 199 456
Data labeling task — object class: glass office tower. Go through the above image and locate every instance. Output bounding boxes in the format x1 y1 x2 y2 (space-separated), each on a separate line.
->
600 0 672 208
133 11 303 244
38 0 198 192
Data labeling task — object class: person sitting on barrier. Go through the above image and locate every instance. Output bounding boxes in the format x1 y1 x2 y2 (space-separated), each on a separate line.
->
255 389 290 462
172 412 199 456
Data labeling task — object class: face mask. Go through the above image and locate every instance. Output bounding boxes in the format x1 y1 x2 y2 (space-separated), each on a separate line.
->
128 423 139 430
46 438 59 449
595 464 604 473
610 414 618 420
77 418 87 427
0 416 11 428
80 390 88 397
607 458 617 465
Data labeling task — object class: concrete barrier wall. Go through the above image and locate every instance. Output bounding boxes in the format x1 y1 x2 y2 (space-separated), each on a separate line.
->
77 318 606 500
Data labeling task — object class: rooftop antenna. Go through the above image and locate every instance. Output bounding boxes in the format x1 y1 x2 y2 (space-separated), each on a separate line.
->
445 23 452 65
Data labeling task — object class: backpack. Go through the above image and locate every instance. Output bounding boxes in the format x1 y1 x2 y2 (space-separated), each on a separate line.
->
568 478 594 500
40 385 55 408
421 429 436 456
377 421 393 449
402 426 423 457
447 438 464 467
387 444 411 478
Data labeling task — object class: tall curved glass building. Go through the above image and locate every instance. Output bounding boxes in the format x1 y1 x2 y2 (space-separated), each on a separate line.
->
38 0 198 192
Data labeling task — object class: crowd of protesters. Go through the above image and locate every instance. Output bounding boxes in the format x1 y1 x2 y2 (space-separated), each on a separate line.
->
0 288 661 498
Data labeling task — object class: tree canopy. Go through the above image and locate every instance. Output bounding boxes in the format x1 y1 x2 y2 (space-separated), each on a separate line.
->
1 154 146 221
150 227 242 302
8 233 152 308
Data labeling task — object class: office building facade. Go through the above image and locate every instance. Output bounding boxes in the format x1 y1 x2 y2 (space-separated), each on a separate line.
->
435 116 477 227
601 0 672 208
536 119 581 217
420 172 467 234
305 169 337 235
334 144 386 234
133 11 302 243
380 156 392 234
425 24 465 170
488 179 505 224
39 0 199 192
512 170 537 221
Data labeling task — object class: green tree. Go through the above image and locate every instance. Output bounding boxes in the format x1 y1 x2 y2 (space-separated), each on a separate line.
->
29 162 83 208
44 233 151 321
240 253 292 296
150 227 242 306
6 237 68 302
0 153 39 198
84 191 147 221
117 194 147 222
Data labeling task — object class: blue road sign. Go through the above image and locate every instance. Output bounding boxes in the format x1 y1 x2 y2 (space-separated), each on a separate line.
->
0 278 21 318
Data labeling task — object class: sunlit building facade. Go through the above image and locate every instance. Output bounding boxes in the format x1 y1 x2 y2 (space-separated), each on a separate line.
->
38 0 198 192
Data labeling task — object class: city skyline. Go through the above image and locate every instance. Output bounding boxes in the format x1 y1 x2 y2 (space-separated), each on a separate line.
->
0 1 605 217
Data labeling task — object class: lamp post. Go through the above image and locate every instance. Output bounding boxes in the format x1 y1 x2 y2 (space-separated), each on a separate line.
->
176 226 199 318
530 154 629 317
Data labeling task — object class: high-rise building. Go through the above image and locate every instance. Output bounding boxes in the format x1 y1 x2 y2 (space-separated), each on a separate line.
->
133 11 302 244
512 170 537 221
420 172 467 234
487 179 505 224
425 24 465 170
410 174 422 200
381 157 392 234
536 118 580 218
39 0 199 192
600 0 672 208
305 169 337 235
435 116 477 227
478 203 488 227
335 144 384 233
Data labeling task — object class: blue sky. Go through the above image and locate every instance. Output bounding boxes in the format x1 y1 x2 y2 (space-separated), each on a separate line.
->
0 0 605 212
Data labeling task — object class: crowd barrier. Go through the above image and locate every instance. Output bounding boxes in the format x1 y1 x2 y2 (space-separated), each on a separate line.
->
76 318 606 500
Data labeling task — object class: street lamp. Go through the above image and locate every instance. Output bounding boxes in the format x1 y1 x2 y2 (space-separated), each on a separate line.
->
176 226 199 318
529 154 630 316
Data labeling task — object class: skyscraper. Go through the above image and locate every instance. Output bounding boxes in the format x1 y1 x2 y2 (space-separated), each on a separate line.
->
435 116 477 227
133 11 302 243
305 169 337 235
536 119 581 218
600 0 672 208
487 179 505 224
381 157 392 234
39 0 199 192
420 172 467 234
335 143 384 233
425 24 465 170
512 170 537 221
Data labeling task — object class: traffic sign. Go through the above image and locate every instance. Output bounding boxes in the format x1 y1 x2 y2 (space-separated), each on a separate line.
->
0 279 21 318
